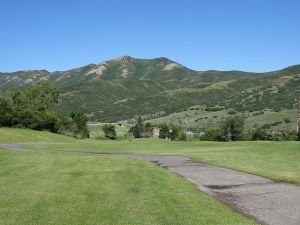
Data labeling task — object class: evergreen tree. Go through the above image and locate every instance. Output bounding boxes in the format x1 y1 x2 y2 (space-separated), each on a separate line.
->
132 116 144 138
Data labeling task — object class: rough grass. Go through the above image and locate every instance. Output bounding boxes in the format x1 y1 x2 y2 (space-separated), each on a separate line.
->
0 150 256 225
148 108 296 131
245 109 296 131
88 124 130 139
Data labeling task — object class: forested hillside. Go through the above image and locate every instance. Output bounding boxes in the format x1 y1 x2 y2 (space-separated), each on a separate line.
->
1 56 299 124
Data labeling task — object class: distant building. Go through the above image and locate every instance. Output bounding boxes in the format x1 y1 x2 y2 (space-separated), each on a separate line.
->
153 127 160 137
185 131 195 137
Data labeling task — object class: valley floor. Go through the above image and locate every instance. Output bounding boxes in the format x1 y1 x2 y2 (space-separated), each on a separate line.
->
1 128 300 225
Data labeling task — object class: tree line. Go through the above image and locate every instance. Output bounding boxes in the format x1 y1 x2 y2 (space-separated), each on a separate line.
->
0 81 89 138
103 115 299 141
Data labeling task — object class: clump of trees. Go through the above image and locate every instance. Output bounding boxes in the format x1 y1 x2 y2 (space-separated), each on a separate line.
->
220 116 245 141
102 124 117 140
59 113 89 138
250 128 296 141
0 81 89 138
129 116 154 138
201 116 245 141
201 115 299 141
158 123 186 141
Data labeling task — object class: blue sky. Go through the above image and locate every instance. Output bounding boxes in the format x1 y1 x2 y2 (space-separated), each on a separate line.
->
0 0 299 72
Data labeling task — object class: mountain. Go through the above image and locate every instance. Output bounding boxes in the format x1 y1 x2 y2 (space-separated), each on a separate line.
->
1 56 300 123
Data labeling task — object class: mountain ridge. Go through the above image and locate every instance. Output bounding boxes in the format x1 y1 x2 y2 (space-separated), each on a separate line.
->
0 56 299 123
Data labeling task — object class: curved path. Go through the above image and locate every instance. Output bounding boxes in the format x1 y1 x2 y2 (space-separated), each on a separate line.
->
1 143 300 225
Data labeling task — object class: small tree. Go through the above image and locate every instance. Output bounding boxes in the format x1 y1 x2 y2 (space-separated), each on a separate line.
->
102 124 117 140
220 116 245 141
159 123 169 139
0 97 13 127
131 116 144 138
59 113 89 138
71 113 89 138
178 132 187 141
158 124 180 140
144 122 154 138
251 127 268 140
201 129 222 141
168 124 179 140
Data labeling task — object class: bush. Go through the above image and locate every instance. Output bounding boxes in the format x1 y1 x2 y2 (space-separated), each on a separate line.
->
168 124 179 140
220 116 245 141
228 110 237 115
130 116 144 138
0 97 13 126
251 128 291 141
128 117 155 138
284 118 292 123
252 111 264 116
288 131 297 141
158 123 181 140
102 124 117 140
159 123 169 139
144 122 154 138
271 121 282 126
261 124 272 129
178 132 187 141
59 113 89 138
251 128 268 140
200 129 222 141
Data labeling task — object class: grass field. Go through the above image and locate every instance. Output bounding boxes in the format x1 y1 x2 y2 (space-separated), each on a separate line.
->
1 127 299 225
25 138 300 186
0 127 77 144
88 123 130 139
0 149 256 225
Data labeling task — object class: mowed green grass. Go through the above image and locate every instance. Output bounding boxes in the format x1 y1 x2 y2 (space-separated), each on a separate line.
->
0 127 77 143
25 139 300 185
0 150 256 225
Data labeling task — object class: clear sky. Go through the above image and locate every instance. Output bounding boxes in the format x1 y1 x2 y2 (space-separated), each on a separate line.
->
0 0 299 72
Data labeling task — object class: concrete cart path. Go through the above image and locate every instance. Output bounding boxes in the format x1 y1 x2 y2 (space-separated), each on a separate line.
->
1 142 300 225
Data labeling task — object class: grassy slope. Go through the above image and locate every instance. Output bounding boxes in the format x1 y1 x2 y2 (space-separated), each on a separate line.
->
148 108 297 131
0 150 256 225
0 127 77 144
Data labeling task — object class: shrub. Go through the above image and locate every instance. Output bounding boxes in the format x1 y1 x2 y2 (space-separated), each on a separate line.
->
271 121 282 126
144 122 154 138
178 132 187 141
0 97 13 127
287 131 297 141
251 128 268 140
200 129 222 141
159 123 169 139
261 124 272 129
59 113 89 138
102 124 117 140
252 111 264 116
284 118 292 123
168 124 179 140
228 110 237 115
220 116 245 141
130 116 144 138
158 123 180 140
205 106 224 112
251 128 291 141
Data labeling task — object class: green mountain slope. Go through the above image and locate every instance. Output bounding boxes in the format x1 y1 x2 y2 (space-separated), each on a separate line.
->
1 56 299 123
